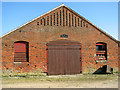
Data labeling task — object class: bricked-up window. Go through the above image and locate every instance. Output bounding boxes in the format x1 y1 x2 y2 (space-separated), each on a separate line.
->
96 42 107 60
50 15 52 26
57 12 58 26
54 13 55 25
69 13 71 27
72 14 74 26
60 10 61 26
14 41 29 62
47 16 49 25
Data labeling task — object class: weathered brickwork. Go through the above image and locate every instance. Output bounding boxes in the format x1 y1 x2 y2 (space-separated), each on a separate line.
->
1 5 118 74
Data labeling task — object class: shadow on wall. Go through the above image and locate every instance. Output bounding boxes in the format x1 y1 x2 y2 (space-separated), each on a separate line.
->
93 65 113 74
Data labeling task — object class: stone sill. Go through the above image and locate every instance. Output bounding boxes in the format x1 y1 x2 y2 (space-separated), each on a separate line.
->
13 62 22 64
96 60 108 63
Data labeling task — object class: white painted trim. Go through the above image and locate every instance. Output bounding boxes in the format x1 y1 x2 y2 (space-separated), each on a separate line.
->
13 62 22 64
96 60 107 62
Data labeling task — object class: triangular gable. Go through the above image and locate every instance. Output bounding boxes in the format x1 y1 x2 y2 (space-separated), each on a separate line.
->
1 4 118 44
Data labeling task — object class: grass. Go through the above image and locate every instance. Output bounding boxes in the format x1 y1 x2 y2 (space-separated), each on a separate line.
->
2 69 45 77
2 72 118 84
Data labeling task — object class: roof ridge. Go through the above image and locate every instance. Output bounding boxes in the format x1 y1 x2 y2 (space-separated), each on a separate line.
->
61 3 65 6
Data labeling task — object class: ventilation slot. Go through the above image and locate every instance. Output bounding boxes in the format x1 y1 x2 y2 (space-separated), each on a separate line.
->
81 19 83 27
41 19 42 25
66 10 67 26
47 16 49 25
54 13 55 25
57 12 58 26
50 15 52 26
69 13 71 27
38 12 89 28
86 24 88 28
60 10 61 26
37 22 39 25
83 22 85 27
72 14 74 26
78 18 79 26
75 17 76 27
44 18 46 26
63 9 65 26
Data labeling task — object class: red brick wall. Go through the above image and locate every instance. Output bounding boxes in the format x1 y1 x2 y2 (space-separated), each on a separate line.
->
1 6 118 74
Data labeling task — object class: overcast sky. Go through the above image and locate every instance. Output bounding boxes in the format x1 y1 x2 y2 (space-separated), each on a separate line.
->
2 2 118 40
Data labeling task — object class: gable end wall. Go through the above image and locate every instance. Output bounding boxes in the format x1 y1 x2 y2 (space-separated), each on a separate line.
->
1 5 118 74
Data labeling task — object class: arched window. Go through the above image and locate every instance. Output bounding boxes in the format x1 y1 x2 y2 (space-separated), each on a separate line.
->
96 42 107 60
14 41 29 62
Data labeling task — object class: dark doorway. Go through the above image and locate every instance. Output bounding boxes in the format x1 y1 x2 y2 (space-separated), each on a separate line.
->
46 39 82 75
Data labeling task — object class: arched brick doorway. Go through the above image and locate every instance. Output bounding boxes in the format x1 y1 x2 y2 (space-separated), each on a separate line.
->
46 39 82 75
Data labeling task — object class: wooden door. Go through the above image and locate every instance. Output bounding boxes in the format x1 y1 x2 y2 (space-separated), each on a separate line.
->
47 39 81 75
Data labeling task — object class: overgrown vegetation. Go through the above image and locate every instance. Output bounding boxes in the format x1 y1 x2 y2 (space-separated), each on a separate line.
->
2 69 45 77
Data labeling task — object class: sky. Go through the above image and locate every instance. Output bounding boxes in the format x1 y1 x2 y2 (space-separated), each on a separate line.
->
2 2 118 40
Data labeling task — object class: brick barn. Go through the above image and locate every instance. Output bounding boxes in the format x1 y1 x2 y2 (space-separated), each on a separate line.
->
1 4 119 75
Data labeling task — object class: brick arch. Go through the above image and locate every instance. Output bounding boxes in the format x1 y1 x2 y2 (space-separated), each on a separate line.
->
96 42 107 45
14 41 29 43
